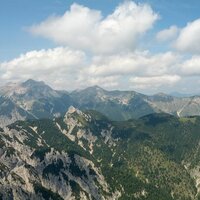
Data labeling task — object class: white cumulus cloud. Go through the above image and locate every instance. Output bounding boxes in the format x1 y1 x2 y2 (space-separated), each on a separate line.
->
156 25 179 42
87 51 179 77
174 19 200 53
0 47 181 91
0 47 86 89
29 1 158 54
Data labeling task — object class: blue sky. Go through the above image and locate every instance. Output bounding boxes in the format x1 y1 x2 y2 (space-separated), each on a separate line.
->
1 0 200 61
0 0 123 61
1 0 200 93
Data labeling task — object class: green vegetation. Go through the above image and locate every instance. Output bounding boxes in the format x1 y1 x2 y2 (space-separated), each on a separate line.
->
34 183 63 200
43 159 64 177
179 116 197 124
4 110 200 199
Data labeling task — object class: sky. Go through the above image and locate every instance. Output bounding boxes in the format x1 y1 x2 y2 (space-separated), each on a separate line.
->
1 0 200 94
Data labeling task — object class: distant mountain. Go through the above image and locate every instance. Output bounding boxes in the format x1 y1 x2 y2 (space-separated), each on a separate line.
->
0 79 74 126
71 86 200 120
147 94 200 117
70 86 157 120
1 79 200 127
1 107 200 199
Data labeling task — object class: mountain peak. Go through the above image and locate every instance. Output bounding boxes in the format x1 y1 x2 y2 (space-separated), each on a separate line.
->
64 106 91 126
65 106 83 117
67 106 78 114
71 85 107 98
90 85 104 90
88 85 108 94
80 85 105 93
21 79 46 87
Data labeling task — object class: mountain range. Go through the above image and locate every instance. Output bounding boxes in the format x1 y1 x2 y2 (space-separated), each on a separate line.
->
1 79 200 127
1 106 200 199
1 79 200 199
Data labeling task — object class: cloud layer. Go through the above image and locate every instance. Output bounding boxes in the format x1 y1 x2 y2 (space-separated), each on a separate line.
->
0 47 188 92
130 75 181 89
0 47 86 89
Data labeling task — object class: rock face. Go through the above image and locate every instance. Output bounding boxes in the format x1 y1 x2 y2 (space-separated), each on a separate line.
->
0 96 35 127
1 107 200 199
0 80 73 127
0 107 119 200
